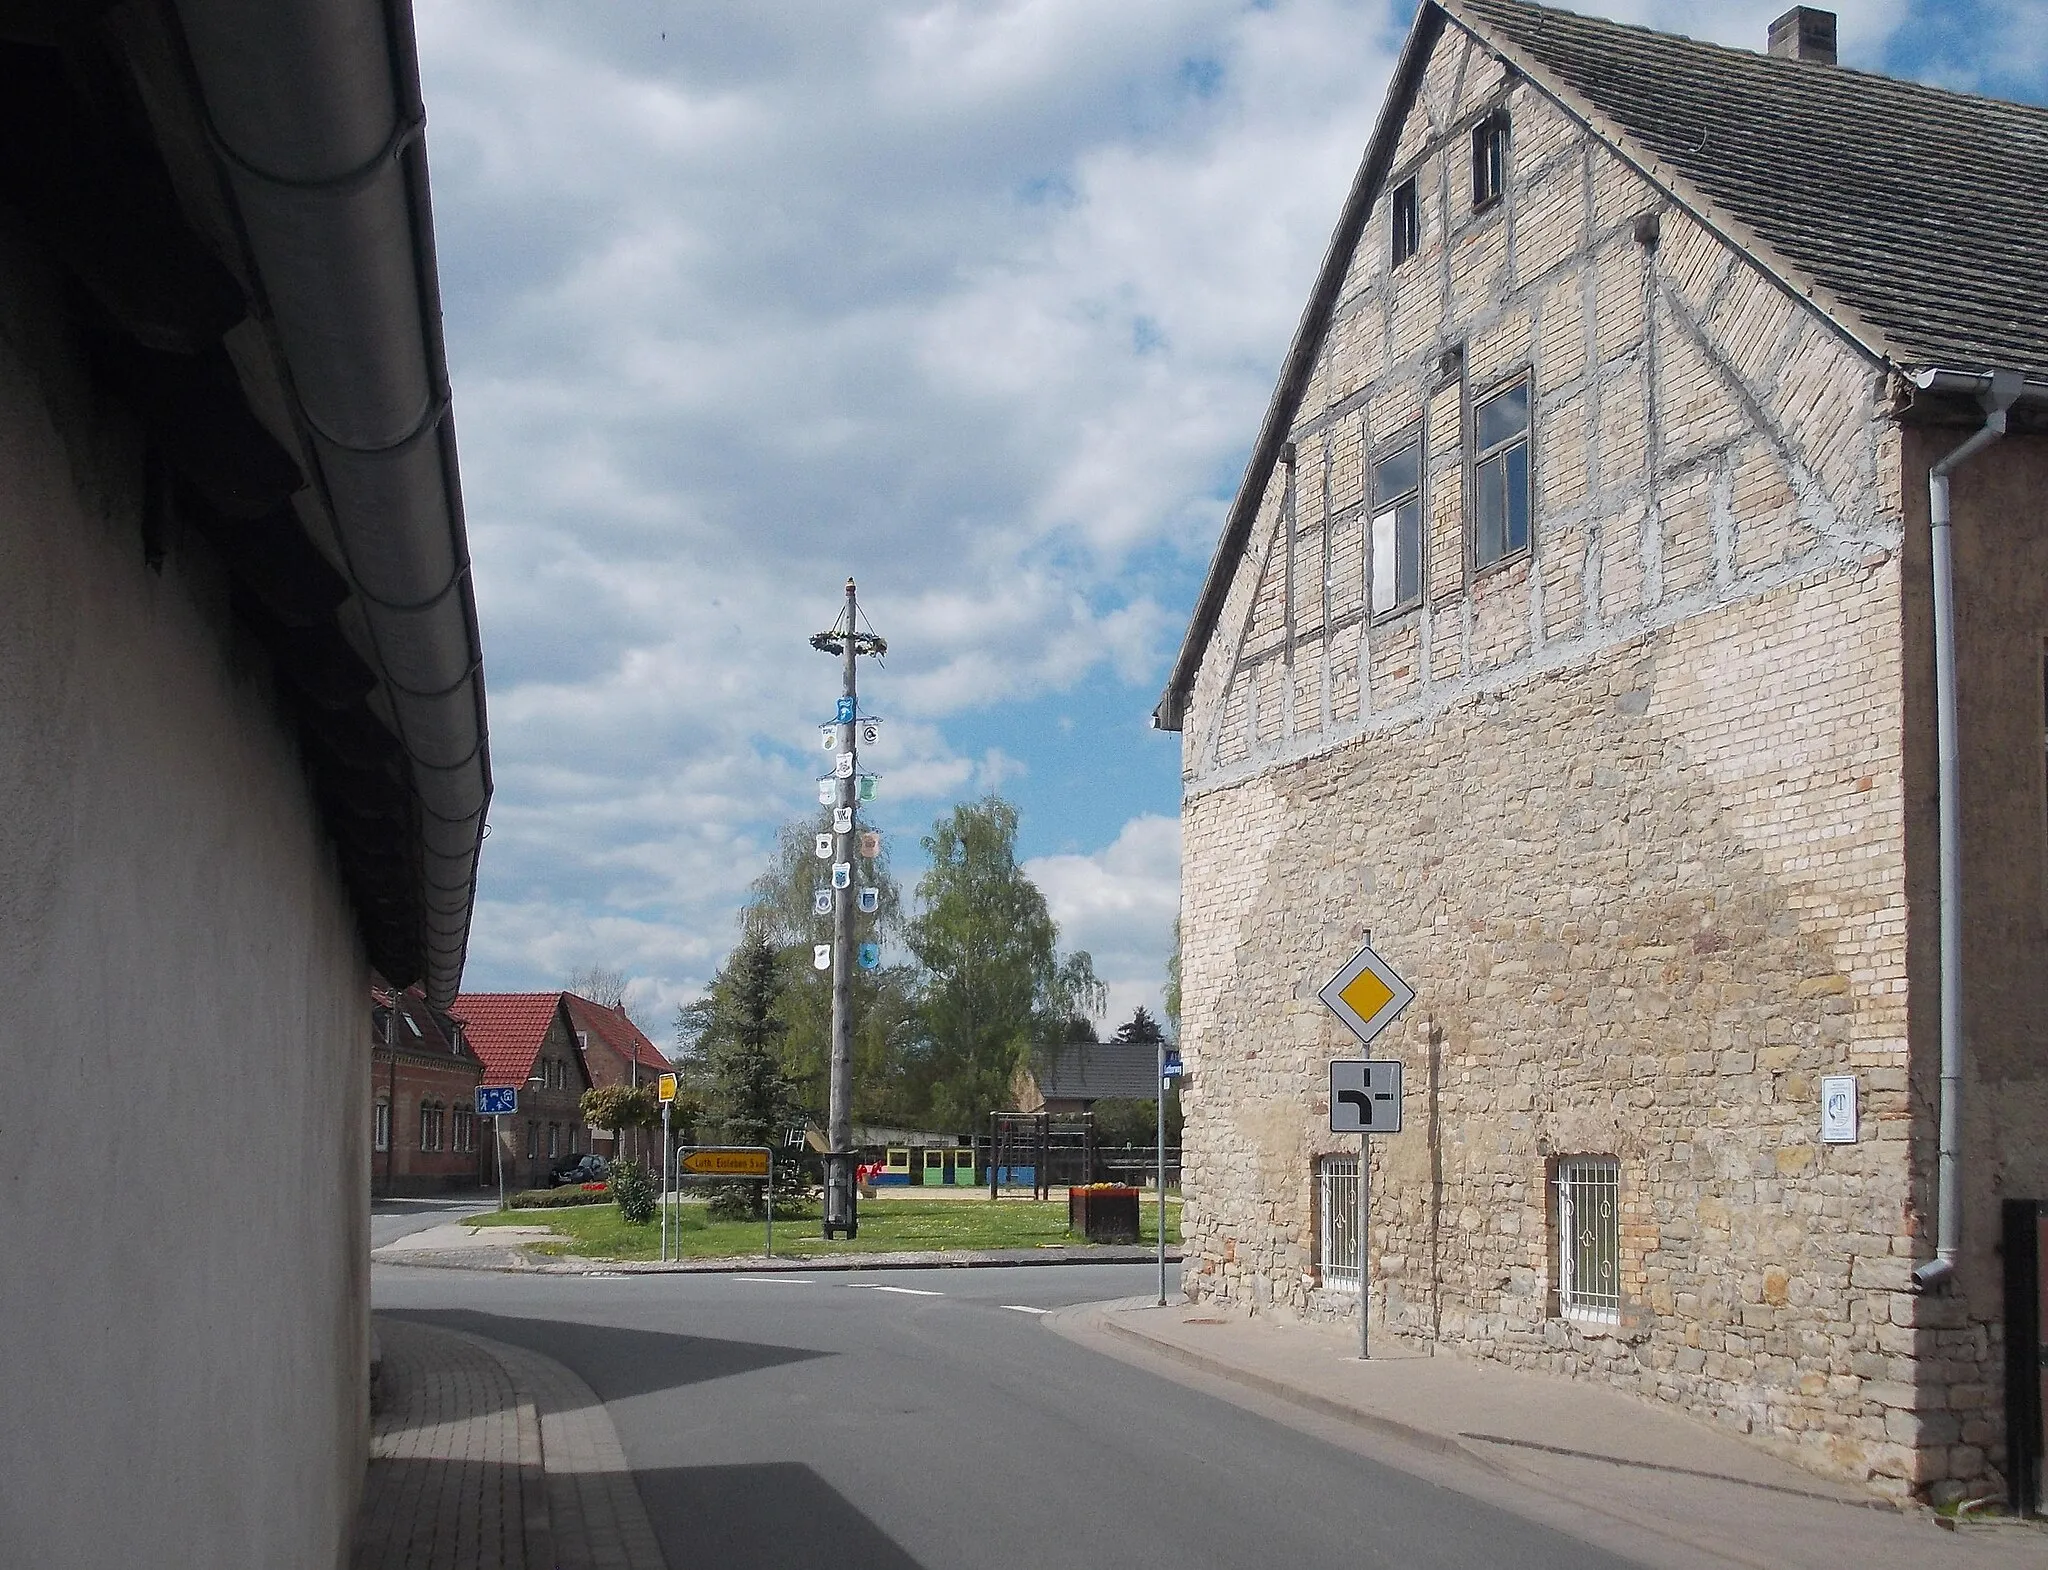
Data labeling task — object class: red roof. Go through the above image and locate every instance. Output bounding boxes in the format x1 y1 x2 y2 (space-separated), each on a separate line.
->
564 995 670 1077
448 992 567 1086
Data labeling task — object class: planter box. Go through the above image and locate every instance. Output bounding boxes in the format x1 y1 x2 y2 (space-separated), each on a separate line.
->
1068 1186 1140 1244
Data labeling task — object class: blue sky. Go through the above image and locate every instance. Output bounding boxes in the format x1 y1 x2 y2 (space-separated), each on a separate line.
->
418 0 2047 1034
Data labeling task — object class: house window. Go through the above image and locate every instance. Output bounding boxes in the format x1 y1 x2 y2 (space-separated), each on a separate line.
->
1473 376 1531 569
417 1101 434 1151
1390 178 1418 267
548 1122 560 1159
1316 1155 1361 1291
373 1100 390 1153
451 1110 471 1153
1370 433 1423 616
1472 111 1508 209
1557 1156 1621 1322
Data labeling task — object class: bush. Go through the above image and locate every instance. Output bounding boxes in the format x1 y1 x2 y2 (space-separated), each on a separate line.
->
610 1158 657 1225
508 1187 610 1209
704 1176 817 1221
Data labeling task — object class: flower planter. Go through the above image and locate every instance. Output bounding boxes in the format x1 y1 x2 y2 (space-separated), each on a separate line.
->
1068 1185 1141 1244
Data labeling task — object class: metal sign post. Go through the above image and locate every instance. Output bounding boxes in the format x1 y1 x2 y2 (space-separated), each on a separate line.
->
1317 933 1411 1362
1156 1038 1167 1307
477 1087 518 1211
657 1073 678 1262
496 1115 505 1211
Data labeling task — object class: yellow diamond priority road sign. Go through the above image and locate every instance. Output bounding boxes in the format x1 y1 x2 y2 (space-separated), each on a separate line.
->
1317 940 1415 1048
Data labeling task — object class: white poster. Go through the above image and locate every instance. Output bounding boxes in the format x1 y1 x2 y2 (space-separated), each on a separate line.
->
817 778 834 806
1820 1075 1858 1143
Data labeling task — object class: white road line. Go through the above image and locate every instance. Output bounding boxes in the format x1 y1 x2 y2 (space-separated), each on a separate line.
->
1003 1305 1048 1315
731 1275 814 1284
862 1284 943 1296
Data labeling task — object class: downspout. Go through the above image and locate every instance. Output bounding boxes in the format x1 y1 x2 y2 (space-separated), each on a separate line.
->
1911 368 2022 1293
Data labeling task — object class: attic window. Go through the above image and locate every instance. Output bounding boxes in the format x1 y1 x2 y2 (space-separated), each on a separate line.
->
1472 111 1508 210
1390 178 1418 267
405 1015 422 1037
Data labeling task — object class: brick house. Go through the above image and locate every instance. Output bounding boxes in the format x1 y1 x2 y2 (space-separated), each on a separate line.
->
451 994 595 1191
371 985 486 1197
1156 1 2048 1506
565 994 671 1166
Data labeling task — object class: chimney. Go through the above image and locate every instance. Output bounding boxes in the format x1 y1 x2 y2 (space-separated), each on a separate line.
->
1768 7 1837 64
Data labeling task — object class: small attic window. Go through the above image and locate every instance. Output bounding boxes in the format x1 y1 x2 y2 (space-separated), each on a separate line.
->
1472 111 1508 210
404 1014 422 1037
1390 178 1419 267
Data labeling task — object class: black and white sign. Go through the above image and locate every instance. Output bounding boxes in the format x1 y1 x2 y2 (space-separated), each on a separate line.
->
1329 1060 1403 1134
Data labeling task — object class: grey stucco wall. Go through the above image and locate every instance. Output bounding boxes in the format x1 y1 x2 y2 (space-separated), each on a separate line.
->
0 224 369 1566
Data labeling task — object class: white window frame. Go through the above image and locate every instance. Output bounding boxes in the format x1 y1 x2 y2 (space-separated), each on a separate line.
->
1556 1156 1621 1323
1370 430 1424 618
1317 1155 1361 1292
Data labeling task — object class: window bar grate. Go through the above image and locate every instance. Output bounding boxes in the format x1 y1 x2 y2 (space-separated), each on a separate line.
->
1558 1157 1620 1320
1319 1156 1360 1291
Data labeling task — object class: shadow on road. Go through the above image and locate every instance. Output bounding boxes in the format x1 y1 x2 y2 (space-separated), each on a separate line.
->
385 1308 830 1403
636 1461 926 1570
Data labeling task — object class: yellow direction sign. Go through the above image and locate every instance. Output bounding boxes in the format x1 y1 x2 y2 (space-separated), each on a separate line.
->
1317 941 1415 1047
657 1073 678 1104
680 1148 769 1177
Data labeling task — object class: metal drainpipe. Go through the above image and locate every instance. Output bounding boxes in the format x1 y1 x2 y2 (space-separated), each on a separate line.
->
1912 368 2022 1293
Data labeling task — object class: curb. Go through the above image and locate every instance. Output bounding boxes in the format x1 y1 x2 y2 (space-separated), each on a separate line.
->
376 1244 1184 1275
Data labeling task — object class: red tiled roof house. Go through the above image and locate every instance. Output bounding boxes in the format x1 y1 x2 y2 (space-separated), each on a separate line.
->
450 993 594 1191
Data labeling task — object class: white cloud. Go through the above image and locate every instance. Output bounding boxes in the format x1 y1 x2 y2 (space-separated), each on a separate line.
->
1027 813 1181 1028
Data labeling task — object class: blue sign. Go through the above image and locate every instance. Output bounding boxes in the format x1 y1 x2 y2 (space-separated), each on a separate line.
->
477 1086 518 1116
835 696 856 724
1162 1050 1183 1081
857 942 881 970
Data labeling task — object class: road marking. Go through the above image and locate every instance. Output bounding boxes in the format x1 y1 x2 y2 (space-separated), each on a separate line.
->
1003 1305 1048 1315
587 1271 626 1278
731 1275 814 1284
863 1284 943 1296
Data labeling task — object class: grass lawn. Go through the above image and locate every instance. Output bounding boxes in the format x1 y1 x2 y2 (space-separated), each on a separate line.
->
466 1195 1182 1263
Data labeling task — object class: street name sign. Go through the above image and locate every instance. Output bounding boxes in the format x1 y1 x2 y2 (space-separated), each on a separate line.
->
477 1086 517 1116
1317 940 1415 1048
680 1148 771 1176
1329 1060 1403 1133
1162 1049 1183 1080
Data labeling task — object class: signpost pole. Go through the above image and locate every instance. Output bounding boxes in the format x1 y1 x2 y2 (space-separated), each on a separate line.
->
1358 1133 1370 1360
661 1102 671 1262
765 1146 774 1260
1156 1037 1167 1307
495 1113 506 1211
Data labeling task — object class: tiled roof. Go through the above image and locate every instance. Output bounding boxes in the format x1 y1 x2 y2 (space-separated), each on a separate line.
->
1449 0 2048 378
1033 1042 1162 1103
564 995 670 1077
448 993 565 1087
372 983 479 1065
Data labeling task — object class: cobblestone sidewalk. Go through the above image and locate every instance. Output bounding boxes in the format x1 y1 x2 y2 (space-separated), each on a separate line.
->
354 1316 665 1570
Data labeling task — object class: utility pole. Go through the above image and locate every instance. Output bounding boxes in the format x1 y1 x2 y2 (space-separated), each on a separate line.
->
811 578 885 1239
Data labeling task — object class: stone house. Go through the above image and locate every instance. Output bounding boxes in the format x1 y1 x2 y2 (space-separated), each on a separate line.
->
451 993 597 1191
371 985 487 1197
0 3 489 1563
1155 0 2048 1506
565 993 671 1166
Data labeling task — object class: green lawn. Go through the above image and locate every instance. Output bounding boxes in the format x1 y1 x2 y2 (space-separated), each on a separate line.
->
467 1196 1181 1262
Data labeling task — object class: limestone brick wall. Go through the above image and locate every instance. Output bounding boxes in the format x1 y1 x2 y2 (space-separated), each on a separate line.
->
1170 19 1962 1499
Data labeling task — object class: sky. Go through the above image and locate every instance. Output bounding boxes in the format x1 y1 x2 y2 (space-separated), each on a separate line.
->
417 0 2047 1040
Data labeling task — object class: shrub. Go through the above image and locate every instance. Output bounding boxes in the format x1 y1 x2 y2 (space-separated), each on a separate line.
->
610 1158 657 1225
508 1188 610 1209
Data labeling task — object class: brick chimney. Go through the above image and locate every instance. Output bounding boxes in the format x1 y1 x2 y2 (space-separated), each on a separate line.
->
1768 7 1837 64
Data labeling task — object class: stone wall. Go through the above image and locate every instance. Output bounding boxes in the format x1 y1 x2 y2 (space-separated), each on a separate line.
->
1169 19 1974 1498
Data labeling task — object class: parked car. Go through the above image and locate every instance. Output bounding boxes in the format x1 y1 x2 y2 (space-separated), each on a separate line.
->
549 1154 608 1188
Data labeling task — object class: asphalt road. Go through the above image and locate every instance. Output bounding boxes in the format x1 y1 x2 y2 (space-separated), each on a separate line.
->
370 1194 495 1249
376 1260 1641 1570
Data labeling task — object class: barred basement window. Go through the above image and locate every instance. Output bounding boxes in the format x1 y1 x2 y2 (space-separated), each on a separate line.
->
1317 1155 1361 1292
1370 431 1423 616
1390 177 1419 267
1556 1157 1621 1322
1473 376 1531 569
1472 111 1508 209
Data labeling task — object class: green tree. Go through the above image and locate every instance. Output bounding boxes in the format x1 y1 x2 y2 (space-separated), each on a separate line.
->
734 812 922 1126
688 932 805 1218
580 1083 658 1159
907 796 1104 1133
1163 919 1181 1040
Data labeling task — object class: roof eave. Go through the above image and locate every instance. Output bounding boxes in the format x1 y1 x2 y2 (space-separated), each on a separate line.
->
1153 2 1447 734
